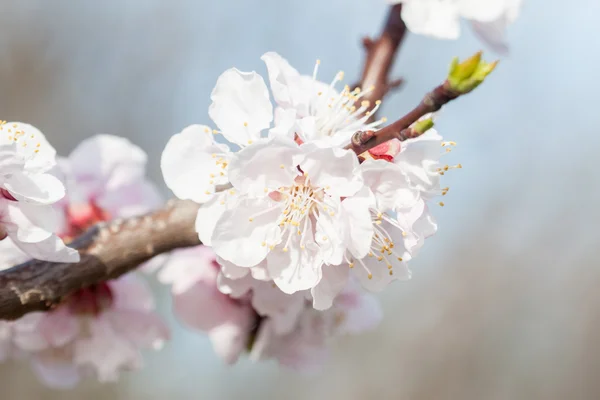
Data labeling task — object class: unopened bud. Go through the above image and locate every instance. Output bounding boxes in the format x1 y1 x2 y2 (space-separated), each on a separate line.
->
447 52 498 94
412 118 434 135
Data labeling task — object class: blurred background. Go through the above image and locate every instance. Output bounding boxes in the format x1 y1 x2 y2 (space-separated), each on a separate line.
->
1 0 598 399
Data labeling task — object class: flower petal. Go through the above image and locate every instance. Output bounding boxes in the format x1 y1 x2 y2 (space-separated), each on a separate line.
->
228 136 300 197
299 146 363 198
361 159 418 211
208 68 273 146
4 172 65 205
310 264 350 310
161 124 230 203
211 197 282 267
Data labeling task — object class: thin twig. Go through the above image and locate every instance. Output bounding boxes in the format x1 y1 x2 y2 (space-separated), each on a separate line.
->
347 83 460 155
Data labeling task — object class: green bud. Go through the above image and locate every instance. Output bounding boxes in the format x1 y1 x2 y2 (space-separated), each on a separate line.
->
447 52 498 94
413 118 434 135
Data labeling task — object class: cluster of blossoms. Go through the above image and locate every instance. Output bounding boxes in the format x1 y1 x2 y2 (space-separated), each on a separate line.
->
160 51 455 368
0 135 168 387
0 122 79 263
390 0 523 53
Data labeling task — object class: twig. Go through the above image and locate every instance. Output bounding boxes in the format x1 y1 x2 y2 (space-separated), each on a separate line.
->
347 83 460 155
357 4 406 120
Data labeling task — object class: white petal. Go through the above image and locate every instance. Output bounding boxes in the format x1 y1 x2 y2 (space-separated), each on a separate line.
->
195 191 239 246
216 272 253 298
9 234 80 263
470 18 509 54
394 129 443 199
267 227 323 294
340 187 375 259
310 264 350 310
2 123 57 174
228 136 300 197
314 198 346 265
211 197 282 267
161 124 230 203
4 172 65 205
218 256 250 280
4 201 57 243
269 108 298 139
361 159 418 211
261 52 304 111
299 146 363 198
401 0 461 39
208 68 273 146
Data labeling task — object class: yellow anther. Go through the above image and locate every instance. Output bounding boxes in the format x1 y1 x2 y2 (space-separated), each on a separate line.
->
243 122 248 127
375 100 382 105
439 202 445 207
349 262 355 268
368 273 373 280
397 257 403 262
282 247 288 252
261 241 266 247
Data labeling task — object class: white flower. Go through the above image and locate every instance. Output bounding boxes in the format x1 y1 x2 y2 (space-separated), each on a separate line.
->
0 122 78 262
389 0 523 53
262 52 386 146
210 136 366 294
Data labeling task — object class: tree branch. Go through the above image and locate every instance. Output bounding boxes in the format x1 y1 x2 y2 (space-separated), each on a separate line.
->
356 4 406 118
0 200 200 320
347 82 460 155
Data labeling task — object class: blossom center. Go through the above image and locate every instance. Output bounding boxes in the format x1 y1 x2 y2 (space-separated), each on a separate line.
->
309 63 387 140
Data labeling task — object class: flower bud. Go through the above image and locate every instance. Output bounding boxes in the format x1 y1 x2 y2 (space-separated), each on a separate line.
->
447 52 498 94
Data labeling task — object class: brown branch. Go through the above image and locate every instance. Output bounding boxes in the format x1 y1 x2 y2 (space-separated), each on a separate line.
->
357 4 407 119
347 83 460 155
0 200 200 320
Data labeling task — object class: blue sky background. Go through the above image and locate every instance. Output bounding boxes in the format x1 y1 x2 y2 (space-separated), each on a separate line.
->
1 0 599 398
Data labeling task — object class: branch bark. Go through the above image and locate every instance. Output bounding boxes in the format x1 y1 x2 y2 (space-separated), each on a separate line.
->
357 4 406 118
0 200 200 320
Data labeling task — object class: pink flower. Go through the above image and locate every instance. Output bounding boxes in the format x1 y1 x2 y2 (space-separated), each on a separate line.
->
158 246 258 364
158 245 382 371
31 274 169 387
0 134 169 387
56 134 162 238
250 283 383 372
